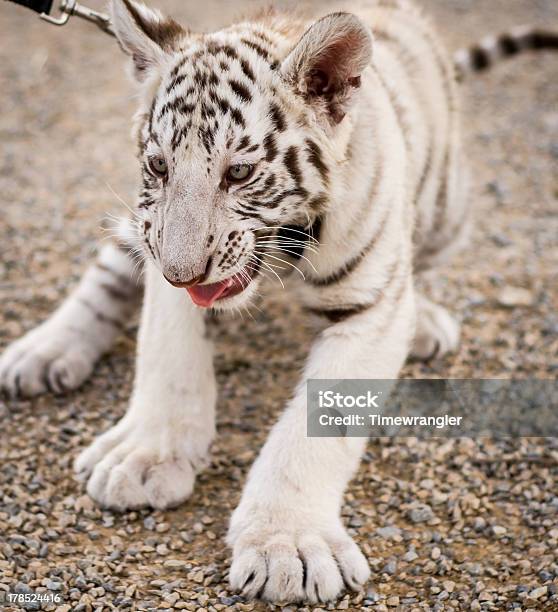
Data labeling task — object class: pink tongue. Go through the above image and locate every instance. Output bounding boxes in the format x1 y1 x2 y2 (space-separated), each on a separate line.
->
187 279 231 307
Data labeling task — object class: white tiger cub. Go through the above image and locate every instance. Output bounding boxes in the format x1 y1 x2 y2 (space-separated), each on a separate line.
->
1 0 557 603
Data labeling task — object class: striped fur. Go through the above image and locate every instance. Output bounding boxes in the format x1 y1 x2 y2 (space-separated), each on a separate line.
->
455 26 558 80
1 0 556 605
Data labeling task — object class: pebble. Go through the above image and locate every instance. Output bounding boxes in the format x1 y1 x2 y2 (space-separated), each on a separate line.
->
407 504 434 524
376 526 402 540
530 586 548 599
496 286 534 308
163 559 189 570
382 560 397 575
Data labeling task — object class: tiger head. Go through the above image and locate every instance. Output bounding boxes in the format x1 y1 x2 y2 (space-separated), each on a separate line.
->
111 0 372 309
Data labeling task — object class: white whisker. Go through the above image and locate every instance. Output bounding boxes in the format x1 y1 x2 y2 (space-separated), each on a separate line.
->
104 181 141 219
255 238 319 255
251 254 285 288
254 225 320 245
255 246 318 274
254 250 306 280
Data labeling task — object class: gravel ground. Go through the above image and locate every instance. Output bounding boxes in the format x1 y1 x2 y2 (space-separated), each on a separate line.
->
1 0 557 610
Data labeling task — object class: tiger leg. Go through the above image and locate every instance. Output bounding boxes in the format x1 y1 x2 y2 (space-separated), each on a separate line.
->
74 260 216 510
0 242 141 398
228 269 415 604
410 293 460 361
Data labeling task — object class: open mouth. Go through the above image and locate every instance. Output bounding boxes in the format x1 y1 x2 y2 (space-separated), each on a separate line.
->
186 262 260 308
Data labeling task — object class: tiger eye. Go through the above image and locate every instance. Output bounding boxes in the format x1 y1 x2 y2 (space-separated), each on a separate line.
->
149 155 168 178
227 163 254 182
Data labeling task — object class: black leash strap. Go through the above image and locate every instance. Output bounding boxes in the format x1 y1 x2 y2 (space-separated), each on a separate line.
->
6 0 53 14
4 0 114 36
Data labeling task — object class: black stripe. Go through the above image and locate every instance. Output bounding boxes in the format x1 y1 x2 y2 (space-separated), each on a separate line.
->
166 73 188 94
269 102 286 132
283 146 302 185
96 262 133 287
230 108 246 128
241 38 271 61
305 139 329 185
179 102 195 115
253 187 307 209
375 69 411 148
471 46 490 70
78 298 124 330
229 79 252 103
528 30 558 50
100 283 132 302
499 34 520 56
430 149 450 234
415 141 433 205
236 135 251 151
308 193 328 213
248 174 276 196
263 133 278 162
240 58 256 82
308 256 407 322
307 207 390 287
306 303 372 323
170 55 188 78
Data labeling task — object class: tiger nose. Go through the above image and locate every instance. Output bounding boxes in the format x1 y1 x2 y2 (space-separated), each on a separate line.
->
163 257 212 288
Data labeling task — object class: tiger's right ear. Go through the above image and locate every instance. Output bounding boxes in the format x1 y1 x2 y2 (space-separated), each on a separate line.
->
110 0 186 81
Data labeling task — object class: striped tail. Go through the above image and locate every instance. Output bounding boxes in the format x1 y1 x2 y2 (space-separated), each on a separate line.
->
454 27 558 81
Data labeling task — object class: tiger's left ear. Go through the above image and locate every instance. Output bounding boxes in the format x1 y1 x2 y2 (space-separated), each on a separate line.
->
281 12 372 124
110 0 186 81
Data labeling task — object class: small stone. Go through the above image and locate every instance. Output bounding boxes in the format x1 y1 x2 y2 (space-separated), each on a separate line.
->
382 560 397 575
473 517 486 531
407 504 434 524
143 517 156 530
349 516 363 528
465 563 484 576
530 586 548 599
45 579 62 591
386 596 400 607
403 549 418 562
164 559 188 570
492 525 507 537
376 526 401 540
496 287 534 308
431 547 441 560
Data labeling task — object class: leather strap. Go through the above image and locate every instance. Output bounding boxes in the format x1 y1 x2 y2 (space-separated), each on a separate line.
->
4 0 54 15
